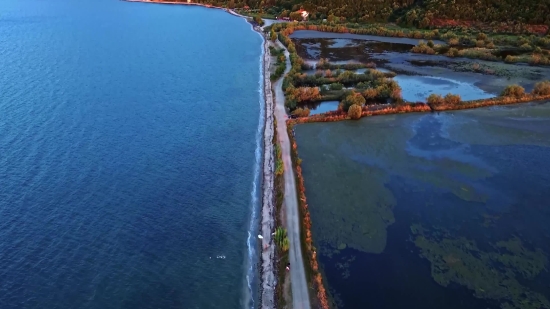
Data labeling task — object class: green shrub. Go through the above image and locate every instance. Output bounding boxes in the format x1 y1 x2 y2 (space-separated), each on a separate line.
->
348 104 362 119
447 47 460 57
520 43 533 50
501 84 525 97
362 88 378 99
505 55 517 63
412 41 436 54
329 83 344 90
292 107 311 117
427 93 444 105
274 227 289 252
444 93 461 105
532 81 550 95
341 91 366 111
477 33 488 41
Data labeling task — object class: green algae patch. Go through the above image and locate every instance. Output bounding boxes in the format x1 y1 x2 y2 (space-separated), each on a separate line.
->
294 119 407 254
411 224 549 309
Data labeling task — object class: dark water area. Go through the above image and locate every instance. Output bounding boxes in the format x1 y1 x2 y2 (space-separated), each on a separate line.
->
295 103 550 309
301 101 340 115
0 0 263 308
492 48 530 59
293 37 412 62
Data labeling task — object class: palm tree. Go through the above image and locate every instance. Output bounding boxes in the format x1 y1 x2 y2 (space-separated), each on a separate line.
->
275 227 289 252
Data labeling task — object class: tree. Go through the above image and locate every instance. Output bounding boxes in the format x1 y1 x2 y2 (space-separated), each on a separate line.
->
270 30 277 41
341 91 366 111
253 16 265 26
289 11 303 21
348 104 362 119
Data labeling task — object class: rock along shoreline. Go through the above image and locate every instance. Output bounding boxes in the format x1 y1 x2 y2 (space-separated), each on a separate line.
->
123 1 277 308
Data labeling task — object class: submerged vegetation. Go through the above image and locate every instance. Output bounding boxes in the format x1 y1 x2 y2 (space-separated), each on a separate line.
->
411 224 549 309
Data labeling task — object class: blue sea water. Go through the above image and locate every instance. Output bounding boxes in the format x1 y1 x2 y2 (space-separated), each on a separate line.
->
0 0 263 308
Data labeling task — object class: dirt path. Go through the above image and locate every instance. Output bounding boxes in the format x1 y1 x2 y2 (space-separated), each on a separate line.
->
272 41 312 309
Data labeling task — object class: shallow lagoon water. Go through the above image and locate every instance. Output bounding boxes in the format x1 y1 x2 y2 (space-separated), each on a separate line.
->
295 102 550 309
290 30 445 46
306 101 340 115
394 75 495 101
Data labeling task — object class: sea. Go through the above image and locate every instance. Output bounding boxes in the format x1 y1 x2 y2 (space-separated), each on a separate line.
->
0 0 264 308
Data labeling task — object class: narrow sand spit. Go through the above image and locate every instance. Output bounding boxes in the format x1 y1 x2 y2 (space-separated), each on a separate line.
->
259 35 277 309
272 41 312 309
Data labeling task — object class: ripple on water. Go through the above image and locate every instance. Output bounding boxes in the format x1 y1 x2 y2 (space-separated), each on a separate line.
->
0 1 262 308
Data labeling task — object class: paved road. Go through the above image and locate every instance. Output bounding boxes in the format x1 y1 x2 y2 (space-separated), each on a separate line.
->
272 41 311 309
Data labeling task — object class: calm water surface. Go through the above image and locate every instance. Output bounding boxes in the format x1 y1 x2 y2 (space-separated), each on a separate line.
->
0 0 263 308
295 103 550 309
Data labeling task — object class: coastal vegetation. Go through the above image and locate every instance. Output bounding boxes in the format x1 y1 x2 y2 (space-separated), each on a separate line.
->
269 46 287 81
347 104 362 119
186 0 549 35
270 19 550 120
274 227 289 252
272 22 550 66
502 85 526 98
272 118 288 307
533 80 550 95
264 9 550 309
340 91 365 111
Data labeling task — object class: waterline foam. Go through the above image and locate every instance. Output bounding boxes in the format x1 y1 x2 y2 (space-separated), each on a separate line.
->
244 25 265 309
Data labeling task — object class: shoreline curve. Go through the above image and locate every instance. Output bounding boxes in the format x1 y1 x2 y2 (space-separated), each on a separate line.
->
122 1 277 308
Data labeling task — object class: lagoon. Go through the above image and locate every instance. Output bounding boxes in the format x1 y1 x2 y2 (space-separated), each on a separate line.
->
295 102 550 309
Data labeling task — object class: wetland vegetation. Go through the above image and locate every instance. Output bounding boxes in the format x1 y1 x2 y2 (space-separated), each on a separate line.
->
268 22 550 120
265 13 550 308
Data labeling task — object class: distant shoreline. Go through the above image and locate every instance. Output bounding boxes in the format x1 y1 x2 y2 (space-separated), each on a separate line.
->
122 0 244 18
